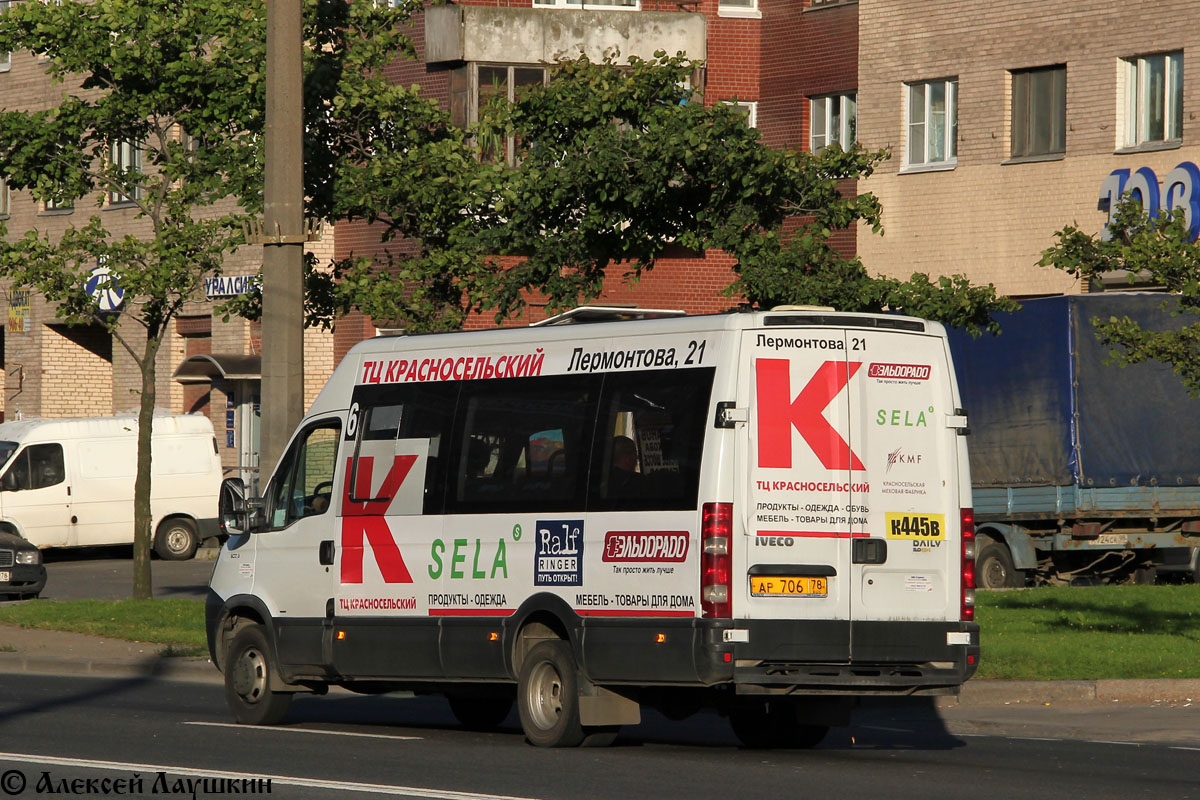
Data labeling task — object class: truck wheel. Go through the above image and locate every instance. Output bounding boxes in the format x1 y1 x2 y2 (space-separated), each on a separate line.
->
224 624 292 725
977 541 1024 589
155 518 199 561
517 640 585 747
447 693 514 730
729 704 828 749
1132 566 1158 585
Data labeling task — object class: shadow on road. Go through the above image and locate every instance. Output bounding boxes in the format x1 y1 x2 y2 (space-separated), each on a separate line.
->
278 692 967 752
41 545 134 564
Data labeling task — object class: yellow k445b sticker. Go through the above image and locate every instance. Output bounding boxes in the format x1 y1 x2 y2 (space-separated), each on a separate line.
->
885 512 947 540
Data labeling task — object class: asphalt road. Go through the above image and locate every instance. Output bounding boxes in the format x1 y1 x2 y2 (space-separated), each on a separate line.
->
38 545 218 602
0 674 1198 800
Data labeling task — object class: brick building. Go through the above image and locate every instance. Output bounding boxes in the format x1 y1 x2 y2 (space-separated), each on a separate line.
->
856 0 1200 297
0 31 334 482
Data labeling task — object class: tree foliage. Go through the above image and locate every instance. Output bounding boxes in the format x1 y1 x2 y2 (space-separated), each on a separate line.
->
0 0 422 596
1040 196 1200 395
334 53 1014 333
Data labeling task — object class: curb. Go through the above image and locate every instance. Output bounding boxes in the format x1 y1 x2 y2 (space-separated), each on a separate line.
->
944 679 1200 707
0 653 222 685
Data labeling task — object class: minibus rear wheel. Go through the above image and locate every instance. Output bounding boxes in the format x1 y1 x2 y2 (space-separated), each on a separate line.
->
518 640 585 747
729 702 828 749
224 623 292 725
447 693 514 730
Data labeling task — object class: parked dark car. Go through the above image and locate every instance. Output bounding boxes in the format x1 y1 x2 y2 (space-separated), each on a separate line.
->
0 531 46 600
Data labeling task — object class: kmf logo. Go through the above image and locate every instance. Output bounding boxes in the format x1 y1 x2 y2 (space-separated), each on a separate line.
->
756 359 865 471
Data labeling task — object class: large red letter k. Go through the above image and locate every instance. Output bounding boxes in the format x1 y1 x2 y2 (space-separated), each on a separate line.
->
757 359 865 471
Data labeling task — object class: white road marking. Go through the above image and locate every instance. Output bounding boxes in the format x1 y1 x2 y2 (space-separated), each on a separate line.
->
1008 737 1063 742
0 753 539 800
184 721 422 740
1170 746 1200 752
1087 741 1141 746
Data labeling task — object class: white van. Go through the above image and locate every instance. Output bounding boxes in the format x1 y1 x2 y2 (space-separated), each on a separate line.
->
208 308 979 747
0 414 222 560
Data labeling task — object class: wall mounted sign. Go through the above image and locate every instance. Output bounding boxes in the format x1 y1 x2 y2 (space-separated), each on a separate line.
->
1099 161 1200 241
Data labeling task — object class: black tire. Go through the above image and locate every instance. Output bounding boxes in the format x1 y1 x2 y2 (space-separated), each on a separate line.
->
517 640 585 747
155 518 199 561
1132 565 1158 585
977 541 1024 589
729 704 828 749
224 624 292 725
447 693 514 730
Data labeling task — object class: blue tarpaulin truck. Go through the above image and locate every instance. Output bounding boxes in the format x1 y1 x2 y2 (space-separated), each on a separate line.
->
946 293 1200 588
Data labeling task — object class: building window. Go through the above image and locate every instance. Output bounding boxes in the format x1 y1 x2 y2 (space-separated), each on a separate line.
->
1123 52 1183 147
724 100 758 128
43 197 73 212
0 2 10 73
532 0 638 9
0 178 9 218
905 78 957 169
718 0 760 16
460 64 546 165
108 139 142 204
1011 66 1066 159
810 92 857 153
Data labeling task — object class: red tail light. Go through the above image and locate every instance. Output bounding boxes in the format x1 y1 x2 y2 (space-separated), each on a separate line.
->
701 502 733 619
961 508 976 621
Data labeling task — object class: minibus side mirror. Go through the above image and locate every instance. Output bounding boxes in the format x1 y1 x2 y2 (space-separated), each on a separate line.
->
219 477 260 535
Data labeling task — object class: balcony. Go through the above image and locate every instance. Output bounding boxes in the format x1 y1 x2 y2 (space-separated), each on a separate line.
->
425 4 707 66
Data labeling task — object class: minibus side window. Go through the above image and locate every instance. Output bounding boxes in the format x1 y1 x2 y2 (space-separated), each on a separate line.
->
265 421 340 530
348 382 457 515
589 367 714 512
448 374 598 514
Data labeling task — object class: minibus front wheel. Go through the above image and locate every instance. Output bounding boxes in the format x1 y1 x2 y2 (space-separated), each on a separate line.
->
224 623 292 726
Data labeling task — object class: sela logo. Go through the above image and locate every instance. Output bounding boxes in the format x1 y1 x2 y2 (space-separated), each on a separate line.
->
876 407 932 428
886 447 923 473
340 455 417 584
756 358 865 471
868 363 931 381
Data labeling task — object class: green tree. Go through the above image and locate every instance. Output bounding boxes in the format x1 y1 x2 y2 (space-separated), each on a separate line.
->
1040 196 1200 395
0 0 427 597
333 54 1015 333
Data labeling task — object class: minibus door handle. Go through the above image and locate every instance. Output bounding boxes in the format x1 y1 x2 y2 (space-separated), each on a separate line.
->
319 540 335 566
851 538 887 565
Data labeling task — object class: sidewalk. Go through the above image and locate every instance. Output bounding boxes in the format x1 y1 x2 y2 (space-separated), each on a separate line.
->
2 623 1199 707
0 623 220 684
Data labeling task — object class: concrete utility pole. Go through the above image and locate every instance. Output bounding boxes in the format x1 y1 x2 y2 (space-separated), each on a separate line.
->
260 0 305 483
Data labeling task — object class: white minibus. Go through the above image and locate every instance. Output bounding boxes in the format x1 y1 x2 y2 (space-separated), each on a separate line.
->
208 308 979 747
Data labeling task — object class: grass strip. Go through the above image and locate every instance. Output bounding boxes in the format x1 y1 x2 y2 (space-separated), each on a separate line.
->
0 586 1198 680
975 584 1200 680
0 598 207 652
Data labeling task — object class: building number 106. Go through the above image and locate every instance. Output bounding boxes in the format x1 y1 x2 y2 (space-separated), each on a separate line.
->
1099 162 1200 242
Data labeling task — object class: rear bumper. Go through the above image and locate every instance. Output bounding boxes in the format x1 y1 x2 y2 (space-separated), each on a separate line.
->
581 616 979 695
729 619 980 695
